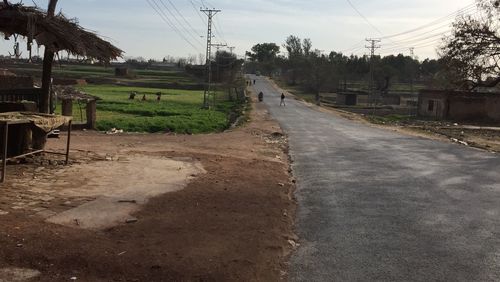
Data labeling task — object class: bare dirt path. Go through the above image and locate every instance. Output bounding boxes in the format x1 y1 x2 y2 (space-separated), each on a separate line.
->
0 95 296 281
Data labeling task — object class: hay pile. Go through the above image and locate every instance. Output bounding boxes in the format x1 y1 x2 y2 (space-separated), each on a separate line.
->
52 86 99 101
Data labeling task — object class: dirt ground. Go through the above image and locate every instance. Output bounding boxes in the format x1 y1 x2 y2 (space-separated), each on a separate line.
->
0 95 297 281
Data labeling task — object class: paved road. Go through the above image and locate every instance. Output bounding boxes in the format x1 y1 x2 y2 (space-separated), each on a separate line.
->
249 76 500 281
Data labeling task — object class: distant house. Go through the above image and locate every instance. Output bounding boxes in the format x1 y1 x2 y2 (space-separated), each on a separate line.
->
115 67 130 77
418 90 500 122
336 91 369 106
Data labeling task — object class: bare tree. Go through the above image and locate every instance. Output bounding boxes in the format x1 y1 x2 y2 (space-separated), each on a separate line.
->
440 0 500 90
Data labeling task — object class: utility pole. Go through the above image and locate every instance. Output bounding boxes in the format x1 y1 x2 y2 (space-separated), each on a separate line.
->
201 8 221 109
409 47 415 95
365 38 381 107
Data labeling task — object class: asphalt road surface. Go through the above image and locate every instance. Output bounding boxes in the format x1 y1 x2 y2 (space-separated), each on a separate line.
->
249 76 500 282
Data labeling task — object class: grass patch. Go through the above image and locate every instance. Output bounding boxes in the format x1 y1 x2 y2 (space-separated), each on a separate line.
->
79 85 241 134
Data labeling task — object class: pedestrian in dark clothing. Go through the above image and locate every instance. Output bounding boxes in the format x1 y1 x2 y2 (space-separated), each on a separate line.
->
253 79 256 85
280 93 286 106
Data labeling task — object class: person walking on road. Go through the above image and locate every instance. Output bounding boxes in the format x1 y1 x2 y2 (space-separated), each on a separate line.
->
280 93 286 107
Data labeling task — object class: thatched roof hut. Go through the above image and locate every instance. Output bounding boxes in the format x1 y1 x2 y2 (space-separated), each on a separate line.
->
0 1 123 113
0 2 122 62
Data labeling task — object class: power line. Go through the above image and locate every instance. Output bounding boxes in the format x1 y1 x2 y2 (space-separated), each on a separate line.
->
340 40 365 53
146 0 201 52
380 31 450 50
201 0 227 44
379 39 445 55
346 0 385 37
380 2 476 39
157 0 205 48
213 17 227 45
189 0 207 25
166 0 204 41
377 6 479 55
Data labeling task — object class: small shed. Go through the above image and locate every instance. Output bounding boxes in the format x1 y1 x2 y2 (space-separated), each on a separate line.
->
336 91 369 106
53 86 98 129
418 90 500 122
115 67 130 77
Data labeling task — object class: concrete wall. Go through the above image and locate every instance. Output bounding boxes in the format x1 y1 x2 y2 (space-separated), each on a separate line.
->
448 95 500 121
357 95 369 105
418 90 500 122
381 95 401 105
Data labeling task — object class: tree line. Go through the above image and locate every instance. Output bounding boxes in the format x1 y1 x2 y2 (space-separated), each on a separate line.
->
245 0 499 95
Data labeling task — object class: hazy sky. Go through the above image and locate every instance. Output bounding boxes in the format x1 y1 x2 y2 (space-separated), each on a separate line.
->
0 0 475 61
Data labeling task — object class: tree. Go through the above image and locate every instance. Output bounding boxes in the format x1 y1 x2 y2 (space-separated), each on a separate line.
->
246 43 280 63
283 35 303 58
440 0 500 90
245 43 280 76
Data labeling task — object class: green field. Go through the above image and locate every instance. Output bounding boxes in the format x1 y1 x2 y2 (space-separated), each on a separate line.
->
6 62 244 133
5 63 200 85
76 85 241 134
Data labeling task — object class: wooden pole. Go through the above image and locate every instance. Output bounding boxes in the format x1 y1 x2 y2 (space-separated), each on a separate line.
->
86 100 96 129
40 0 58 114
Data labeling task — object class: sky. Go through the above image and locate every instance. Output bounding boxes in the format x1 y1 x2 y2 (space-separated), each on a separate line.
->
0 0 475 61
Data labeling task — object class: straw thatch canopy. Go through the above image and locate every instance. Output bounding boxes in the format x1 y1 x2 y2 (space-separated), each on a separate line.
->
0 2 122 62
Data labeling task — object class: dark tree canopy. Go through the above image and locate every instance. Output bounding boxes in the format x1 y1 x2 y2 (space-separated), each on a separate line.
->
246 43 280 63
441 0 500 90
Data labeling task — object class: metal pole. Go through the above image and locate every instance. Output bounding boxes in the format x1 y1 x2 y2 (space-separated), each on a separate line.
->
201 8 221 109
2 123 8 183
366 38 380 113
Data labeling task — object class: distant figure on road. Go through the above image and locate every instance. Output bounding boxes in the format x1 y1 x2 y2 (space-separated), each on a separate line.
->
253 79 256 85
280 93 286 107
142 94 147 101
258 91 264 102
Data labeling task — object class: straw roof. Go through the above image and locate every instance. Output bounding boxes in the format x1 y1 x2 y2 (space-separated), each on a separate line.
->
0 3 122 62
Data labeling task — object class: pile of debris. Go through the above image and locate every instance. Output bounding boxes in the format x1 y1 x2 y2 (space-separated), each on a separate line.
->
52 85 99 102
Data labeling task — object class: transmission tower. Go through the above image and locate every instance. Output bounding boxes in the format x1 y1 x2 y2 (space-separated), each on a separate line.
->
365 38 381 106
409 47 415 95
201 8 221 109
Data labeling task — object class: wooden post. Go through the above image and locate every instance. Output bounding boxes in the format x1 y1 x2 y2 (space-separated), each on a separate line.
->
40 0 58 114
61 99 73 116
86 100 96 129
